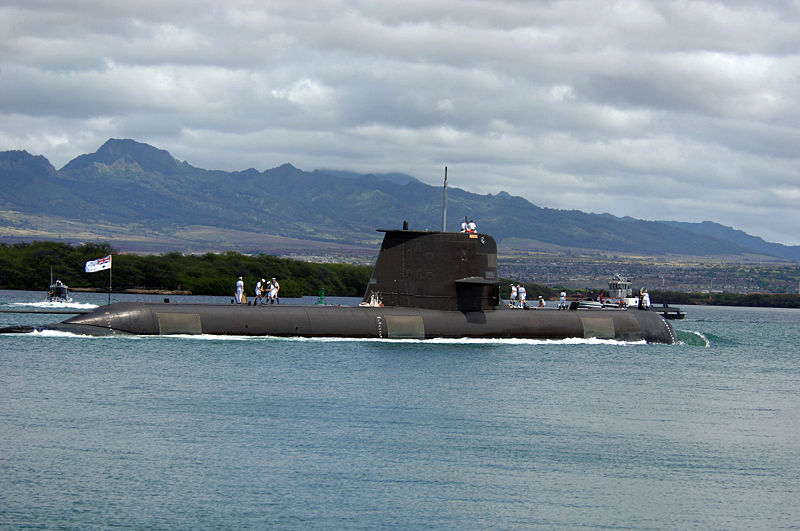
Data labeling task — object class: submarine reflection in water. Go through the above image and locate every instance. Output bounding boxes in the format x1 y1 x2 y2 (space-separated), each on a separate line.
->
6 226 678 344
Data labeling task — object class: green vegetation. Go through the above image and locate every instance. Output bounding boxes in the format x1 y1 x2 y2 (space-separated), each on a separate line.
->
648 290 800 308
0 241 372 298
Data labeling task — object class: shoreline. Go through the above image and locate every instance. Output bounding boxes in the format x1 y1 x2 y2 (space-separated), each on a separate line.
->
71 287 192 295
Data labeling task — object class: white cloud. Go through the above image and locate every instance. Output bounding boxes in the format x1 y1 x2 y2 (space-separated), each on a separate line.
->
271 78 332 107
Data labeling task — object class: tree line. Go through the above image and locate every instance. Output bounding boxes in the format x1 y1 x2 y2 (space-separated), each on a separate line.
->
646 289 800 308
0 241 372 298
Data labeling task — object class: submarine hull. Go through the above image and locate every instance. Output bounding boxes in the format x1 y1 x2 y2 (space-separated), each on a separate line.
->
24 302 677 343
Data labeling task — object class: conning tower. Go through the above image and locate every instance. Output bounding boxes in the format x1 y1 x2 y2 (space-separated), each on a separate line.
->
362 226 500 312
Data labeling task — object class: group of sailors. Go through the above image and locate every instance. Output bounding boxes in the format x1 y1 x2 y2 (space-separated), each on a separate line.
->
509 285 571 310
508 285 652 311
235 276 280 304
508 283 527 308
460 217 477 233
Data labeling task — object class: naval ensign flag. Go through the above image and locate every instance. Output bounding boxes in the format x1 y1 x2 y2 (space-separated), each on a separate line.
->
85 255 112 273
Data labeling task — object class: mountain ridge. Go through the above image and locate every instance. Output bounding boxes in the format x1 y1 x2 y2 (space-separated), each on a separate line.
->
2 138 799 261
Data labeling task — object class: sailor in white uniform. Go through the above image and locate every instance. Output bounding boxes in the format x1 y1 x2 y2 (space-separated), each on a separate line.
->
509 283 517 307
461 217 468 233
467 219 477 233
518 284 527 308
642 289 651 310
559 290 567 310
268 277 280 304
235 276 244 304
255 278 265 304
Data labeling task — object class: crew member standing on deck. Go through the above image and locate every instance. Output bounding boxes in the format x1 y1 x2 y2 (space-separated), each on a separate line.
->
235 276 244 304
268 277 280 304
461 217 469 233
467 219 477 233
559 290 567 310
642 289 651 310
518 284 527 308
255 278 265 305
509 283 517 308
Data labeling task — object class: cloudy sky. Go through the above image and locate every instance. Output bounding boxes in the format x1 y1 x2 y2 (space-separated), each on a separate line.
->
2 1 799 245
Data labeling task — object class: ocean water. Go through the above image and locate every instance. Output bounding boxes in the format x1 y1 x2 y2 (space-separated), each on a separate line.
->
1 290 799 529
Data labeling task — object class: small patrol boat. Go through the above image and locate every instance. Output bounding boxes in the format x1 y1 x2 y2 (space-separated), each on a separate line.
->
46 282 72 303
599 274 639 308
599 274 684 319
46 275 72 304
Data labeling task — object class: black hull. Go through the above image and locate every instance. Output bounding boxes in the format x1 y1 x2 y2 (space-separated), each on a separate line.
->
14 302 677 344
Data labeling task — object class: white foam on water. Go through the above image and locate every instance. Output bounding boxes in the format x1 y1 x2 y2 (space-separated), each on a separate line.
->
23 329 97 338
134 334 647 345
10 301 98 310
14 330 647 345
19 329 141 339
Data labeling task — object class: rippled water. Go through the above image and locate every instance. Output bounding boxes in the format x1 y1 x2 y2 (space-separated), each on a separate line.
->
1 290 799 528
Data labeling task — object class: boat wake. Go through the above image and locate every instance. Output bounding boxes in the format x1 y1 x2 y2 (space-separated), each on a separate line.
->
16 330 648 345
9 301 99 310
676 330 710 347
158 335 648 345
24 329 102 338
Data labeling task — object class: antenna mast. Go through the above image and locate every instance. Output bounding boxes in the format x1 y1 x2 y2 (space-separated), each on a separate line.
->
441 166 448 232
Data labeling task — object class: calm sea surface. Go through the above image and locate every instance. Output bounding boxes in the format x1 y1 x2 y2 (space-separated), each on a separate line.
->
1 290 799 529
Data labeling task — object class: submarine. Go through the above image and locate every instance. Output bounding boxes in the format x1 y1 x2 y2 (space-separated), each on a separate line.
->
1 224 677 343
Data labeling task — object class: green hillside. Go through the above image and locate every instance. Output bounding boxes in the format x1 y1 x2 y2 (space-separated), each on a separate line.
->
2 138 799 260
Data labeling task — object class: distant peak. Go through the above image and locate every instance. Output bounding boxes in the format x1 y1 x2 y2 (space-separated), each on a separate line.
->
267 163 308 178
100 138 141 149
96 138 172 160
0 149 57 174
62 138 182 174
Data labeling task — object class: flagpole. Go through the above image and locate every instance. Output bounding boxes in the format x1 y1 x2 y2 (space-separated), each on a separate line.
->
84 255 113 304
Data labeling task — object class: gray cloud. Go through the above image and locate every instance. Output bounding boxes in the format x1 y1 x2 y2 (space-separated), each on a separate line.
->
2 0 799 244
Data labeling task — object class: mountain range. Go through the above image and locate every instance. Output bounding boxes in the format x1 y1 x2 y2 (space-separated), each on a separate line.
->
2 138 799 261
